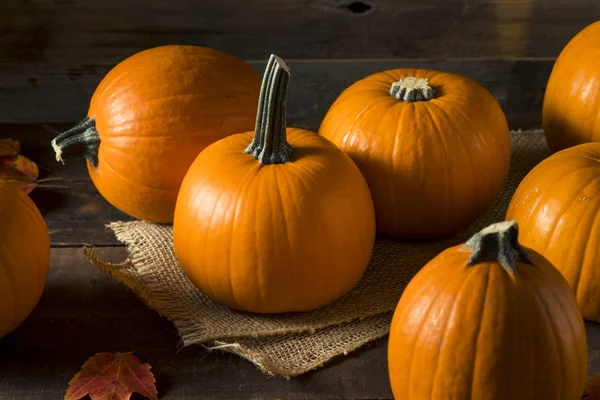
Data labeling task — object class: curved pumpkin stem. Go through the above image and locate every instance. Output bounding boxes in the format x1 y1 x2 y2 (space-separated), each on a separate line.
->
389 77 434 102
51 117 101 168
244 54 293 164
462 220 533 273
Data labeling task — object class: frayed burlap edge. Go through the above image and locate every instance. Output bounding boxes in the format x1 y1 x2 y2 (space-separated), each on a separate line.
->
85 245 395 377
86 222 395 342
203 313 393 377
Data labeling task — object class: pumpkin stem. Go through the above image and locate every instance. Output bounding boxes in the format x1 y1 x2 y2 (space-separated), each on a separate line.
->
244 54 293 164
389 77 435 102
462 220 533 274
50 117 100 168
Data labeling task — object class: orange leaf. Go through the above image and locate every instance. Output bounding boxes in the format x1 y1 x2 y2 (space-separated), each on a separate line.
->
0 139 19 157
65 352 158 400
0 154 39 194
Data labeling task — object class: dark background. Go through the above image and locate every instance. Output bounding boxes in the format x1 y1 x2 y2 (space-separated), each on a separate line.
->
1 0 599 129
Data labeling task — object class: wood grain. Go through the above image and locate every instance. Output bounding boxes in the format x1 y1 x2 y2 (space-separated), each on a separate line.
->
1 247 600 399
0 59 553 124
0 0 596 63
0 247 394 400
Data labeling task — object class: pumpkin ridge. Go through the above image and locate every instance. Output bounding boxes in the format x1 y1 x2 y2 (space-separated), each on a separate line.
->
427 264 484 398
426 99 478 213
530 275 566 397
378 97 405 226
220 163 262 310
105 90 254 113
539 273 577 398
339 97 393 152
544 270 587 397
253 174 271 310
337 86 391 103
566 186 600 301
432 97 499 200
421 101 454 219
95 51 235 105
468 265 492 399
438 89 510 217
512 163 594 254
95 150 178 193
540 172 600 255
407 263 473 397
272 168 295 285
380 70 404 83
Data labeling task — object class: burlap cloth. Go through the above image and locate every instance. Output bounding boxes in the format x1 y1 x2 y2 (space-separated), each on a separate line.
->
85 129 562 378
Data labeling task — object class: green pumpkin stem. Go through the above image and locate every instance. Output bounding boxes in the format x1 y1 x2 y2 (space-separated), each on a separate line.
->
51 117 101 168
389 77 435 102
463 221 533 274
244 54 293 164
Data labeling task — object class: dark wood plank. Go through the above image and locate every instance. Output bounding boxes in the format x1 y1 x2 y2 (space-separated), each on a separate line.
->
29 183 133 247
0 0 597 63
0 124 134 246
0 59 552 125
2 247 600 399
0 247 394 400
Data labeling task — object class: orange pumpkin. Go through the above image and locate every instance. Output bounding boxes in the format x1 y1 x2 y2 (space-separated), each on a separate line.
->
388 221 587 400
173 55 376 313
506 141 600 321
51 45 261 223
319 69 511 239
543 21 600 152
0 180 50 339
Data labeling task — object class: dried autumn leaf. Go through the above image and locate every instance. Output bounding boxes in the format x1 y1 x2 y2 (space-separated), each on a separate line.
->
0 154 39 193
0 154 39 180
65 352 158 400
0 138 20 156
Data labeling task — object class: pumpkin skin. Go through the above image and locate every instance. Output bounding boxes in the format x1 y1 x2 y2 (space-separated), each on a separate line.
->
319 69 511 239
506 141 600 321
0 181 50 339
543 21 600 152
173 55 376 313
387 221 587 400
51 45 262 223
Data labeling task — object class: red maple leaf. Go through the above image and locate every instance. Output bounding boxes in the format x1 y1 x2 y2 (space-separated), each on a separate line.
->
65 352 158 400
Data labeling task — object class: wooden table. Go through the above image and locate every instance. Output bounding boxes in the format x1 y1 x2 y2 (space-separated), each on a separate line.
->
8 42 600 399
4 122 600 400
0 124 396 399
2 0 600 396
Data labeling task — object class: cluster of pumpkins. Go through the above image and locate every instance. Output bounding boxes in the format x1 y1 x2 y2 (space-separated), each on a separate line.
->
3 19 600 398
